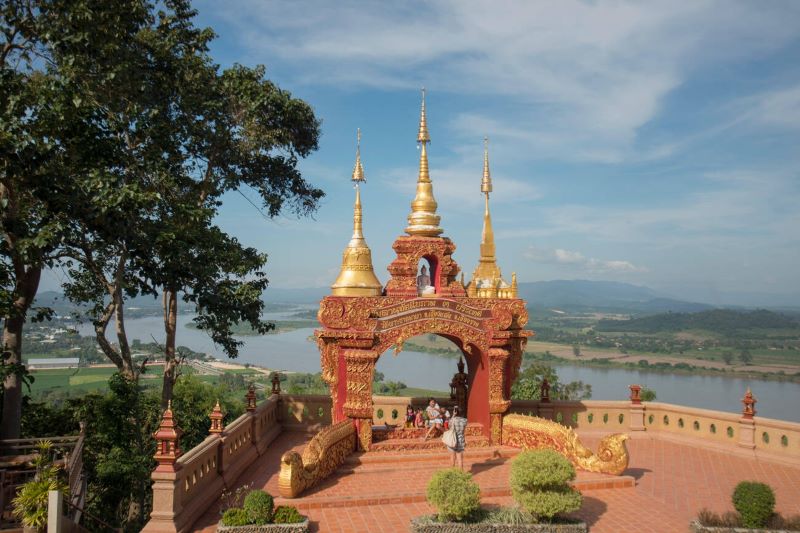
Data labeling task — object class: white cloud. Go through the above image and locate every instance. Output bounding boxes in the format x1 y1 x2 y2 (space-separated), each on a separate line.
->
209 0 800 162
524 246 647 273
741 84 800 130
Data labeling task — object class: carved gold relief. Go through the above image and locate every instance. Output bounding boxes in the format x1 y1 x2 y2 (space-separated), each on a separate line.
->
490 414 503 445
357 421 372 451
502 414 629 476
279 420 356 498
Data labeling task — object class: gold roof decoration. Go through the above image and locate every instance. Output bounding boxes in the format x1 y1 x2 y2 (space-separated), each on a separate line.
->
467 137 516 299
352 128 365 183
405 88 443 237
331 130 383 297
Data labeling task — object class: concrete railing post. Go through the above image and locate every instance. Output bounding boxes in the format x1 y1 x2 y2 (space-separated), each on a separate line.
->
47 490 63 533
738 388 757 449
629 384 646 431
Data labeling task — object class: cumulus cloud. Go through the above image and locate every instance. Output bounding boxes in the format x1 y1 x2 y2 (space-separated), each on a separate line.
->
524 246 647 273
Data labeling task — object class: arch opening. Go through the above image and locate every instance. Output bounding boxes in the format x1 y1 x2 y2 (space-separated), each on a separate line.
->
374 333 490 435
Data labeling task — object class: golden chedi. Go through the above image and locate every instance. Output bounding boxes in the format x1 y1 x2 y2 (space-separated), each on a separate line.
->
405 89 443 237
331 129 383 296
467 138 517 299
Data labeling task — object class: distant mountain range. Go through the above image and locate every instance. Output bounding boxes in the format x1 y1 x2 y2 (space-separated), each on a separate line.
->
34 280 798 317
515 280 713 313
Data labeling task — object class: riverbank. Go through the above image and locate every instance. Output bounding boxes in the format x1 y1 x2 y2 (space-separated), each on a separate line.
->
401 336 800 383
184 319 314 336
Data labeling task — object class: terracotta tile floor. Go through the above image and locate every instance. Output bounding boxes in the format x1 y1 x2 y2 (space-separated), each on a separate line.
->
193 431 800 533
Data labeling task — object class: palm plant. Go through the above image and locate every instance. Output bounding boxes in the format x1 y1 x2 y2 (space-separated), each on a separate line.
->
12 441 69 532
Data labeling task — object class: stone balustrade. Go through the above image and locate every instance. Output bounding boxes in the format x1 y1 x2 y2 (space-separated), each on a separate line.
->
144 387 800 531
506 398 800 464
144 395 282 533
282 394 333 431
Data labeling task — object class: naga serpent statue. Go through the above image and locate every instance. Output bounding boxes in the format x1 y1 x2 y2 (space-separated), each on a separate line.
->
278 420 356 498
502 413 629 475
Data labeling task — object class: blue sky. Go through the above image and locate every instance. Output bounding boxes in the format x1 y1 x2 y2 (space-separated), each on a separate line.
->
45 1 800 306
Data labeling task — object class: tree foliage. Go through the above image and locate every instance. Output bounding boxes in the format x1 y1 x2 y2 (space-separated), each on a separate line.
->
2 0 324 430
511 363 592 401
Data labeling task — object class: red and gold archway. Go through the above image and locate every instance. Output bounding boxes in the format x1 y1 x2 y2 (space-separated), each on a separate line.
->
316 94 532 450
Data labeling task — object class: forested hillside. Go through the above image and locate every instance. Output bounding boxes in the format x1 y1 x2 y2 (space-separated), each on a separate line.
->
596 309 798 335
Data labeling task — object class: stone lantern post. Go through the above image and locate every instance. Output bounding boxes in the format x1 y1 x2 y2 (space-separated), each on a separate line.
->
153 401 182 473
209 400 224 434
738 388 757 449
629 384 645 431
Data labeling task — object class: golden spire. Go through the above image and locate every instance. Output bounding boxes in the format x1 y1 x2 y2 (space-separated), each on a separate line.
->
352 128 365 183
470 136 510 298
331 130 382 296
481 137 492 194
405 88 443 237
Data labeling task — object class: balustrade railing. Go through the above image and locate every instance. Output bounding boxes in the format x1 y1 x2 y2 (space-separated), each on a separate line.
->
144 387 800 532
505 398 800 462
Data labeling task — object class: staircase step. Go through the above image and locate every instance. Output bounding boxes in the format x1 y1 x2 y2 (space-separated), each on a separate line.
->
344 446 519 466
275 473 635 510
372 423 485 442
368 435 490 453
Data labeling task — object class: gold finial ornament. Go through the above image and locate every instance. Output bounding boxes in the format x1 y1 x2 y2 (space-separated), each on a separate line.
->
481 137 492 194
352 128 365 183
406 88 443 237
332 130 383 296
417 88 431 143
469 137 513 298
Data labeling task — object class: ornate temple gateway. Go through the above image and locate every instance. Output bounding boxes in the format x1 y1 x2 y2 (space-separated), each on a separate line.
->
316 91 532 450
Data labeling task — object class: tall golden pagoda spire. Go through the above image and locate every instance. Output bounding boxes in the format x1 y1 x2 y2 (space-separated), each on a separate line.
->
331 129 382 297
469 137 516 298
405 88 443 237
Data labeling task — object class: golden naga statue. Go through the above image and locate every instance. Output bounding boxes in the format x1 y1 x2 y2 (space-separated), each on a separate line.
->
278 420 356 498
502 414 629 476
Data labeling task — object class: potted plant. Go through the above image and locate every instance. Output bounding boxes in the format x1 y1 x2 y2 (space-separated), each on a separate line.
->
411 450 587 532
218 489 309 532
12 440 69 533
692 481 800 532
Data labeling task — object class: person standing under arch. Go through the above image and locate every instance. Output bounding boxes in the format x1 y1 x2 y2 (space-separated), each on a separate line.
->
447 405 467 470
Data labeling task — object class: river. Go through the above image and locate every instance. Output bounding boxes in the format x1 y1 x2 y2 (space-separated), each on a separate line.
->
77 312 800 422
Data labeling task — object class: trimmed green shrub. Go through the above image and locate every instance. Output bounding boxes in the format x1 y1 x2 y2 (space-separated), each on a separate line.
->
221 508 250 527
273 505 305 524
243 490 274 525
733 481 775 528
426 468 481 522
510 449 582 521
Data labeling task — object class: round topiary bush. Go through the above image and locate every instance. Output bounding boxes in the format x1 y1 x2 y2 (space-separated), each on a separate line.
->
510 449 582 521
426 468 481 522
273 505 305 524
221 508 250 527
243 490 274 525
733 481 775 528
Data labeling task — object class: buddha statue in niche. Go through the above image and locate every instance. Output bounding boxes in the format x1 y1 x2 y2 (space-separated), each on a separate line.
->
416 265 435 296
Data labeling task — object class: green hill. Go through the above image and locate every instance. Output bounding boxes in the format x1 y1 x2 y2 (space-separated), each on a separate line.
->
596 309 798 335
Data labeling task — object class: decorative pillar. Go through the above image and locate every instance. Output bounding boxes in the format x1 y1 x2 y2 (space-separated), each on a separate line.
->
738 388 757 449
245 384 257 412
538 378 553 421
144 402 183 532
271 373 282 395
153 401 182 472
209 400 224 434
488 347 511 444
628 384 645 431
342 348 379 450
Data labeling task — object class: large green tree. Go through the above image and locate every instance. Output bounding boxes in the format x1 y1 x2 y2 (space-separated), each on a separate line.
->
2 0 323 436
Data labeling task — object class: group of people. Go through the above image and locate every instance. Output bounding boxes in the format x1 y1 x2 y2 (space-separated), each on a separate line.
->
404 398 467 469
